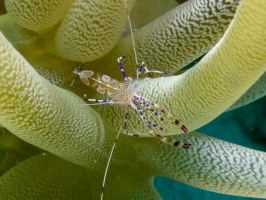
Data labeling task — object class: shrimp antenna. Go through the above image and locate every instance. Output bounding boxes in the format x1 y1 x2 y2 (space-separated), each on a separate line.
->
100 1 137 199
100 126 123 200
123 0 138 66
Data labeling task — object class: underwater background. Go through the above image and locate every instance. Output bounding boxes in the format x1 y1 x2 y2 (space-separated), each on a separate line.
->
155 96 266 200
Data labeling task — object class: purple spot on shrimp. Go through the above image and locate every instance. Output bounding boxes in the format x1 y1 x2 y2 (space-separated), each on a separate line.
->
182 143 191 149
125 113 129 119
181 125 188 133
173 141 179 147
122 71 126 78
124 122 127 128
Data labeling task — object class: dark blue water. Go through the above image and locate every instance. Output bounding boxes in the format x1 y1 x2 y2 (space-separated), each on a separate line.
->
155 96 266 200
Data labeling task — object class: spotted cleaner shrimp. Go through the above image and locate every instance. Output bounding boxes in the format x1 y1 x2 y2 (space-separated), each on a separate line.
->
71 56 191 199
70 1 191 199
72 56 190 146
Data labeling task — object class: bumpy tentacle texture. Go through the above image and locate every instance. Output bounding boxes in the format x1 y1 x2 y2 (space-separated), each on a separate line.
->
229 72 266 110
128 0 178 30
89 0 241 78
0 151 162 199
5 0 73 33
122 132 266 198
1 132 265 199
0 14 45 58
46 0 135 62
127 0 266 134
0 153 94 199
5 0 135 62
0 33 105 169
0 0 265 199
101 168 161 200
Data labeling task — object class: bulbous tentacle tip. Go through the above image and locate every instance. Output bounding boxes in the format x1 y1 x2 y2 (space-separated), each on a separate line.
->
0 32 105 169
